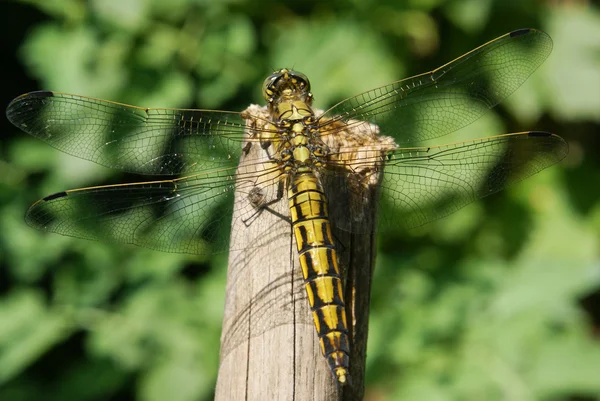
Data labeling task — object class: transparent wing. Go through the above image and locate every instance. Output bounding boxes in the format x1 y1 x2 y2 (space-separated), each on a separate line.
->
6 91 272 175
23 131 567 253
324 131 567 233
25 163 285 255
317 29 552 145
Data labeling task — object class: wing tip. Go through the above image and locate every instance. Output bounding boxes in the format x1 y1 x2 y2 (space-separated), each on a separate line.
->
527 131 569 160
7 90 55 123
9 90 54 105
42 191 68 202
510 28 532 38
527 130 552 138
29 90 55 98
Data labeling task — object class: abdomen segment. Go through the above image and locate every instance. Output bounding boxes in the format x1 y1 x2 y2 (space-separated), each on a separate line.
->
288 172 351 385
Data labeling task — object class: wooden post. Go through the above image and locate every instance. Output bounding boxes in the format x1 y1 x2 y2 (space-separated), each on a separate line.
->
214 106 392 400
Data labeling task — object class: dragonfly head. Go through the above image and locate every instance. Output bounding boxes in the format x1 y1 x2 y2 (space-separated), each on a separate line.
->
263 68 313 108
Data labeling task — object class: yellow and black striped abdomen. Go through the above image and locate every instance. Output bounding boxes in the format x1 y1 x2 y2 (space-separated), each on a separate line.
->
288 172 351 385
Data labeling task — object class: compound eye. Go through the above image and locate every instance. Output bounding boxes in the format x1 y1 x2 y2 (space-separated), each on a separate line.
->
289 71 310 92
262 72 282 99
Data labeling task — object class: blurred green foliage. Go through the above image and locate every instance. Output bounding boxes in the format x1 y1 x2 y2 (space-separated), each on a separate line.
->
1 0 600 400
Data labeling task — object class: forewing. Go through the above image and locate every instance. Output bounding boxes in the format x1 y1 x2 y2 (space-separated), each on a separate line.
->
6 91 263 175
318 29 552 145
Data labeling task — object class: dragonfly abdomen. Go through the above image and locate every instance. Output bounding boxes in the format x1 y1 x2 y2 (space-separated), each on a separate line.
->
288 172 351 385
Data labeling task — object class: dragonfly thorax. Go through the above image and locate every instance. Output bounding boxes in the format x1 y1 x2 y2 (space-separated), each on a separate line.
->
275 117 328 173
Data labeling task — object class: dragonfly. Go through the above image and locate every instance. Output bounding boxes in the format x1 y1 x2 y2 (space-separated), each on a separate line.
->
6 28 568 386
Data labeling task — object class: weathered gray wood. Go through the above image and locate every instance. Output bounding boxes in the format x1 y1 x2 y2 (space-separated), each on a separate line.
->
215 106 393 400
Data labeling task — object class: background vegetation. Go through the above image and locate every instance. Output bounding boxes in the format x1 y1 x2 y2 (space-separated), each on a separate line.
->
1 0 599 400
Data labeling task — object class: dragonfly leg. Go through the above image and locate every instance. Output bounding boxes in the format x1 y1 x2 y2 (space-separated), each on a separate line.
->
241 179 290 227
